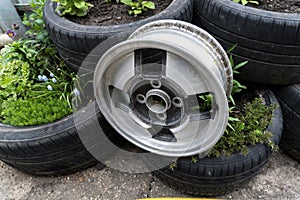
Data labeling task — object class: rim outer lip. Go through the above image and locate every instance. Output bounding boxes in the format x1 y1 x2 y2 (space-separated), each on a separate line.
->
129 19 233 97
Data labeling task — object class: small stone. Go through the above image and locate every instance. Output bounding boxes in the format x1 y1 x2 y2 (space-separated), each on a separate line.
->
95 162 105 170
0 34 13 47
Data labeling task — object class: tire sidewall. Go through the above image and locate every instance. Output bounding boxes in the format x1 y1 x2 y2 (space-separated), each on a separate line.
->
158 89 282 181
194 0 300 44
44 0 193 35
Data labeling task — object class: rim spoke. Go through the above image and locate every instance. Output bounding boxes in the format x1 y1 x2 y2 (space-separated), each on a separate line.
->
147 125 177 142
109 85 131 113
112 106 153 138
107 53 135 91
135 49 166 77
170 118 211 141
165 52 209 96
189 112 212 122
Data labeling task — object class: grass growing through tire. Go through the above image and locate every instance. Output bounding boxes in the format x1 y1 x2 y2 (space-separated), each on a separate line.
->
169 47 278 170
168 46 278 171
208 45 277 157
0 0 78 126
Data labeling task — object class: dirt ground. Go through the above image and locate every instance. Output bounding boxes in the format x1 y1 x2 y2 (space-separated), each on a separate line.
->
0 149 299 200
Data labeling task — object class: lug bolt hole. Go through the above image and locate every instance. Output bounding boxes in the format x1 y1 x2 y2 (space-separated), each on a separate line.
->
136 94 146 104
150 80 161 89
156 112 167 121
172 97 183 107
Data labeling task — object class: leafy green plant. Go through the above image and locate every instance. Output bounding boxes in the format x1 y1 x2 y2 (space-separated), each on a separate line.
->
226 46 248 131
232 0 259 6
120 0 155 15
22 0 49 43
51 0 93 17
0 0 78 126
227 44 248 104
191 156 198 163
169 161 177 171
198 93 213 112
0 60 31 101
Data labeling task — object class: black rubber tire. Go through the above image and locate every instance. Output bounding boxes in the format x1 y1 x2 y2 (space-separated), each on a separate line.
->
275 84 300 162
152 90 283 196
44 0 194 71
193 0 300 85
0 102 114 176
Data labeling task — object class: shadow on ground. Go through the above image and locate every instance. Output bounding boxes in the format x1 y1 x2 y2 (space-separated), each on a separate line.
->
0 150 299 200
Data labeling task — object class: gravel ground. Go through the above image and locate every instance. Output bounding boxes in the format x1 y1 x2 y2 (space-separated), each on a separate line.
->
0 149 299 200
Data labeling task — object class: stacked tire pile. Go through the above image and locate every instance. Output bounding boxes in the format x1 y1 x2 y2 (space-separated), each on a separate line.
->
0 0 194 176
0 0 298 198
192 0 300 185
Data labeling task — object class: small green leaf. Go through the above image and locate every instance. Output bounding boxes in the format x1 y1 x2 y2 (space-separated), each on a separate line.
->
35 19 44 25
128 10 134 15
121 0 132 5
74 1 86 9
228 116 240 122
229 95 236 106
133 9 142 15
76 9 87 17
241 0 248 5
234 61 248 70
248 0 259 4
142 1 155 9
227 43 238 53
86 2 94 7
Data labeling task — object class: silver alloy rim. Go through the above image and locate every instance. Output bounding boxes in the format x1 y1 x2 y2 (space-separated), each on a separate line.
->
94 20 232 157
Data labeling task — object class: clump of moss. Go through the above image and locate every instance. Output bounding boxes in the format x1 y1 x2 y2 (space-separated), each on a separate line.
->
1 97 72 126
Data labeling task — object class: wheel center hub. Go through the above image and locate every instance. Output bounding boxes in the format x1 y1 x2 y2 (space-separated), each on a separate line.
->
145 89 171 114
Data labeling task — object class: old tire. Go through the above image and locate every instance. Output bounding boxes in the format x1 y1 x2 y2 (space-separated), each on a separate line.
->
152 90 283 196
275 84 300 162
44 0 193 72
0 102 114 176
193 0 300 85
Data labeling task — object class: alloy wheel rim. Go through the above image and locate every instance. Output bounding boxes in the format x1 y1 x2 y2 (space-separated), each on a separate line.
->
94 20 232 157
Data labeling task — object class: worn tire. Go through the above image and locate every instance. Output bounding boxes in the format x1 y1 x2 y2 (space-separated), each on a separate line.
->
193 0 300 85
44 0 194 71
0 102 114 176
152 90 283 196
275 84 300 162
